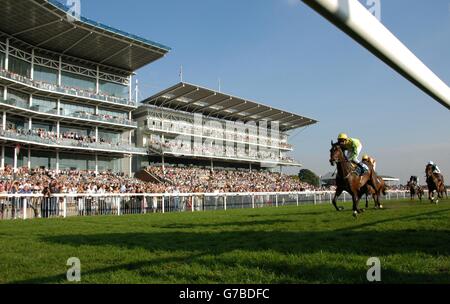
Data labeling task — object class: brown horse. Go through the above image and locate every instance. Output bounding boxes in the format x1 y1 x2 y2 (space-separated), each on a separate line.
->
406 180 424 201
329 142 378 217
363 175 386 208
425 164 447 203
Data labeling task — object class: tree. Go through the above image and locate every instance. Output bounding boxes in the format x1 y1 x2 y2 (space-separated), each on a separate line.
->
299 169 320 187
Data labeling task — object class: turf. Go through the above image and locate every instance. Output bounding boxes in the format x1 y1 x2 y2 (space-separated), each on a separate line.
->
0 198 449 284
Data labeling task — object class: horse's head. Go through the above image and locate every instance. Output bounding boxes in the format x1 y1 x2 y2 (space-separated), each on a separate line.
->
329 141 344 166
425 164 433 177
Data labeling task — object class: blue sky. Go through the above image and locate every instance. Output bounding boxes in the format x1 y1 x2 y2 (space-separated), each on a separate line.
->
77 0 450 183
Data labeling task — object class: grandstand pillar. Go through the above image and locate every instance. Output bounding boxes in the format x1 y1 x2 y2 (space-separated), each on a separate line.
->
13 145 17 172
2 111 6 130
56 149 60 174
128 75 133 101
162 154 165 171
31 49 35 80
56 121 60 138
1 145 4 170
27 147 31 169
58 56 62 86
128 156 132 177
5 38 9 70
95 153 98 175
210 159 214 172
95 127 98 143
57 99 61 115
249 163 252 171
96 65 100 94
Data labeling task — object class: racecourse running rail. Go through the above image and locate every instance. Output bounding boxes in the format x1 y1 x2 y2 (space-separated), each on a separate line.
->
1 190 447 221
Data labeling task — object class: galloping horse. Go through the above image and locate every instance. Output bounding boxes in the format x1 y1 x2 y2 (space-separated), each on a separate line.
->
363 175 386 208
425 164 447 203
406 180 424 201
329 142 378 217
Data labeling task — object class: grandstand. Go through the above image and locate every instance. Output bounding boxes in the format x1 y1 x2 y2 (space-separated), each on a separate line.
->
0 0 170 176
0 0 317 179
133 82 317 172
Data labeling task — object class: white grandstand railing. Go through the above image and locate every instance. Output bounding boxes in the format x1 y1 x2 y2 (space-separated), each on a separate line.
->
1 190 445 221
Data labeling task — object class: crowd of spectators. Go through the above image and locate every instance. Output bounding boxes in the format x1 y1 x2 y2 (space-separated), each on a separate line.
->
0 165 318 196
146 166 317 193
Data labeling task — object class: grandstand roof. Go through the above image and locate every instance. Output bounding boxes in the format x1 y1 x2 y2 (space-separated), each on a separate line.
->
0 0 171 72
141 82 318 131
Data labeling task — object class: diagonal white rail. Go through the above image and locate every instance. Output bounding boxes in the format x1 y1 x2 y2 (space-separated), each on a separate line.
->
301 0 450 110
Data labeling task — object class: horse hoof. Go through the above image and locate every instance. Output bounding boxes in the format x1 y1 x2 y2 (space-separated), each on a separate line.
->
379 205 383 209
338 206 344 211
353 211 358 217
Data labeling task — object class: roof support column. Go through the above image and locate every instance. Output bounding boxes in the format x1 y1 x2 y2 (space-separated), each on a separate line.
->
2 111 6 131
27 146 31 169
56 149 60 174
96 66 100 94
31 49 35 80
58 56 62 86
95 153 98 175
1 145 5 170
95 126 98 143
13 145 17 173
29 95 33 131
128 75 132 102
5 38 9 71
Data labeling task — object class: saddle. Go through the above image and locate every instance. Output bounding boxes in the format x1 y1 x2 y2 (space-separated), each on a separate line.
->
351 162 369 176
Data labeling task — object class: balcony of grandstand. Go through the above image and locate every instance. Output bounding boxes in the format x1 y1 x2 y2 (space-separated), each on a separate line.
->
0 0 170 175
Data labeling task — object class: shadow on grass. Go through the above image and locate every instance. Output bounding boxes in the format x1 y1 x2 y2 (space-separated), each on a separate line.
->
12 226 450 284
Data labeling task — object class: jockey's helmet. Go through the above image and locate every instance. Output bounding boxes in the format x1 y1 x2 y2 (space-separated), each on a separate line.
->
428 161 434 165
338 133 348 141
362 154 369 161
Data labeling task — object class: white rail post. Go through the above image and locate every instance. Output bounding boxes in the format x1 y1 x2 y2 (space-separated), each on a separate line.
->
162 195 165 214
63 197 67 218
191 196 194 212
343 192 346 202
296 193 299 207
252 194 255 209
314 193 317 205
118 197 121 216
224 195 227 211
275 194 278 208
23 198 27 220
329 192 332 204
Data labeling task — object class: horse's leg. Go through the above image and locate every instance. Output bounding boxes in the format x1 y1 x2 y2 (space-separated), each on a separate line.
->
365 194 369 209
332 188 344 211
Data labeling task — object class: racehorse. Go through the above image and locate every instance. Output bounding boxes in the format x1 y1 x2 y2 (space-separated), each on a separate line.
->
329 141 378 217
425 164 447 203
363 175 386 208
406 180 424 201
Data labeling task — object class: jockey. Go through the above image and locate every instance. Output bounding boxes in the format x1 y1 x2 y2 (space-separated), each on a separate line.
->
337 133 368 174
362 154 377 171
428 161 441 174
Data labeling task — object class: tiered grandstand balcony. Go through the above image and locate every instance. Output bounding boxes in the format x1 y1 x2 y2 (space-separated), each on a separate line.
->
0 68 136 109
0 129 147 155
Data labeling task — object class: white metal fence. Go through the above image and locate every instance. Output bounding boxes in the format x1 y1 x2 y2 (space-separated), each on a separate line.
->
0 190 448 221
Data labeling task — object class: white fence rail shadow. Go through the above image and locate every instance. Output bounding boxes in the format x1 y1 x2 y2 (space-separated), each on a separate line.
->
0 190 448 221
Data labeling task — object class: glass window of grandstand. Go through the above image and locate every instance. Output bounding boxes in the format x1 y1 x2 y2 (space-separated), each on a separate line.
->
98 108 128 119
9 56 31 78
32 96 57 114
61 71 95 92
60 101 95 117
31 120 57 137
59 152 96 171
99 80 128 99
98 130 122 145
33 65 58 85
60 125 95 142
31 150 56 170
6 89 29 108
6 116 30 133
97 156 123 173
